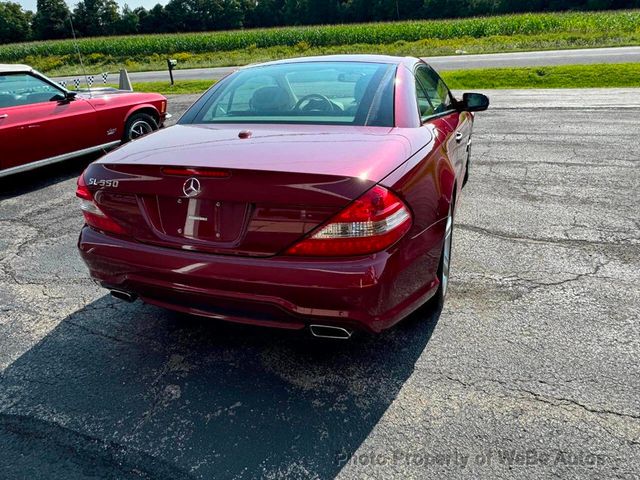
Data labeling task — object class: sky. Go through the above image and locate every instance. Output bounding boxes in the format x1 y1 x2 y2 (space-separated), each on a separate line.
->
16 0 167 13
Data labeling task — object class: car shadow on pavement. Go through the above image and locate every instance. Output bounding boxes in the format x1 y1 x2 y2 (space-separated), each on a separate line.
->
0 153 101 199
0 295 442 479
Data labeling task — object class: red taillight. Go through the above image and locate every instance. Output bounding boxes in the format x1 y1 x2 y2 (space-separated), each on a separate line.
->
161 167 230 178
76 174 127 235
285 185 412 257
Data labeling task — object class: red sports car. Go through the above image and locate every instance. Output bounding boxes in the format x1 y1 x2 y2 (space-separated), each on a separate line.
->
0 64 168 177
77 55 488 338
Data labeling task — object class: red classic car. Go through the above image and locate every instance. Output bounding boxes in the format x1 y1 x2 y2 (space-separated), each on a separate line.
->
0 64 168 177
77 55 489 338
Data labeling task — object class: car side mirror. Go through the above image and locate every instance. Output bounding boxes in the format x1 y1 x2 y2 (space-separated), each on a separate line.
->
53 91 77 103
459 92 489 112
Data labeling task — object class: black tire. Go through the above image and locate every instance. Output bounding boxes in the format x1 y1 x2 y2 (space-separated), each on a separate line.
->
427 194 456 309
122 113 157 143
462 146 471 188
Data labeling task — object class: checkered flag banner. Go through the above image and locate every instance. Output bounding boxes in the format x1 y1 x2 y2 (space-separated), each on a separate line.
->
58 80 67 88
87 75 94 88
101 72 109 84
73 78 81 89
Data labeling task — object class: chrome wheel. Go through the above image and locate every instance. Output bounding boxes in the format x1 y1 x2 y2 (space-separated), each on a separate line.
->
441 204 453 298
128 120 153 140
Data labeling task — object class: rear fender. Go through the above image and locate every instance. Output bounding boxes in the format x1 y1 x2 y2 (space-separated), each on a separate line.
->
380 127 456 235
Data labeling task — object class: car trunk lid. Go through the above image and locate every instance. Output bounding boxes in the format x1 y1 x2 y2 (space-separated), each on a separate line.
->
84 124 415 257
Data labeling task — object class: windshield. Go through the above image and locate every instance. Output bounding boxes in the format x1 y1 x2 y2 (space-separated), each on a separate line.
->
187 62 396 127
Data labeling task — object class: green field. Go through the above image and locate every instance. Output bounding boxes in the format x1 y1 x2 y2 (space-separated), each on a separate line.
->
3 10 640 76
115 64 640 96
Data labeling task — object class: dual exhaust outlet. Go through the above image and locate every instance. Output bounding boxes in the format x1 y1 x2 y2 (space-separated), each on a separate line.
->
110 290 353 339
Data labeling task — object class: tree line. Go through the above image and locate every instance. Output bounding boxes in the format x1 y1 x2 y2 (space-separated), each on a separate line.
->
1 0 639 44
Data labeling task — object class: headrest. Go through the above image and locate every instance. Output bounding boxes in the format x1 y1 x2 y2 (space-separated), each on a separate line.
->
249 86 291 113
353 75 371 103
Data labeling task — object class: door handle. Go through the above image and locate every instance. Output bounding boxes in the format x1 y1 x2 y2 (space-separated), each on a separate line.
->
455 132 464 143
0 114 7 120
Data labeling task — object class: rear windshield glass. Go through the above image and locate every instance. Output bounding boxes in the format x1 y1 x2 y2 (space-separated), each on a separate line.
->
187 62 396 127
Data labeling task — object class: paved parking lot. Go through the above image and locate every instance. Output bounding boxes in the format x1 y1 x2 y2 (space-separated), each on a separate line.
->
0 89 638 479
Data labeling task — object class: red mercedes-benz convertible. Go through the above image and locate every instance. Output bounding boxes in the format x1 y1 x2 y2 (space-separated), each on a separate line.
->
77 55 488 338
0 64 168 177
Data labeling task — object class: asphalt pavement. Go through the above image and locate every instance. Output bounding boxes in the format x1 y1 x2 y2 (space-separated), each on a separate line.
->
0 88 639 479
52 46 640 85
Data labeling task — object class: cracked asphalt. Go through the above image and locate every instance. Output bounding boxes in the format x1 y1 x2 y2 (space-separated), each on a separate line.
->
0 88 638 479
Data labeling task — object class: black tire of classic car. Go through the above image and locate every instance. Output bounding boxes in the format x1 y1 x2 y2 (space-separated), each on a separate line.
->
123 113 158 142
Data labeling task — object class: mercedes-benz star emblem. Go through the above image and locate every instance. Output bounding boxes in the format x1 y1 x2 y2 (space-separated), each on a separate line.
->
182 177 201 198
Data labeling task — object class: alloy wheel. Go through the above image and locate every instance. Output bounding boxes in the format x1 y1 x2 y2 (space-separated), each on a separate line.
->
129 120 153 140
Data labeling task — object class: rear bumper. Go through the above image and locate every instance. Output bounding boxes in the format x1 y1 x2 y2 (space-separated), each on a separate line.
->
78 225 442 333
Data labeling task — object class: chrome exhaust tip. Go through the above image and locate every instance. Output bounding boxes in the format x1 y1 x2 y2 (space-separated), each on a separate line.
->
309 324 353 340
110 289 137 303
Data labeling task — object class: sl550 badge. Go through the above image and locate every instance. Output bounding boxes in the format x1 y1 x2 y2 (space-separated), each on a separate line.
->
88 178 119 188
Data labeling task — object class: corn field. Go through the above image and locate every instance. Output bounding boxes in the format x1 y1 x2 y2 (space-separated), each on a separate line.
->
1 11 638 63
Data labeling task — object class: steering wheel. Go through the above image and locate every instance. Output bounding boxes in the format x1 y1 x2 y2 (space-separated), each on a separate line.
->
294 94 334 113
